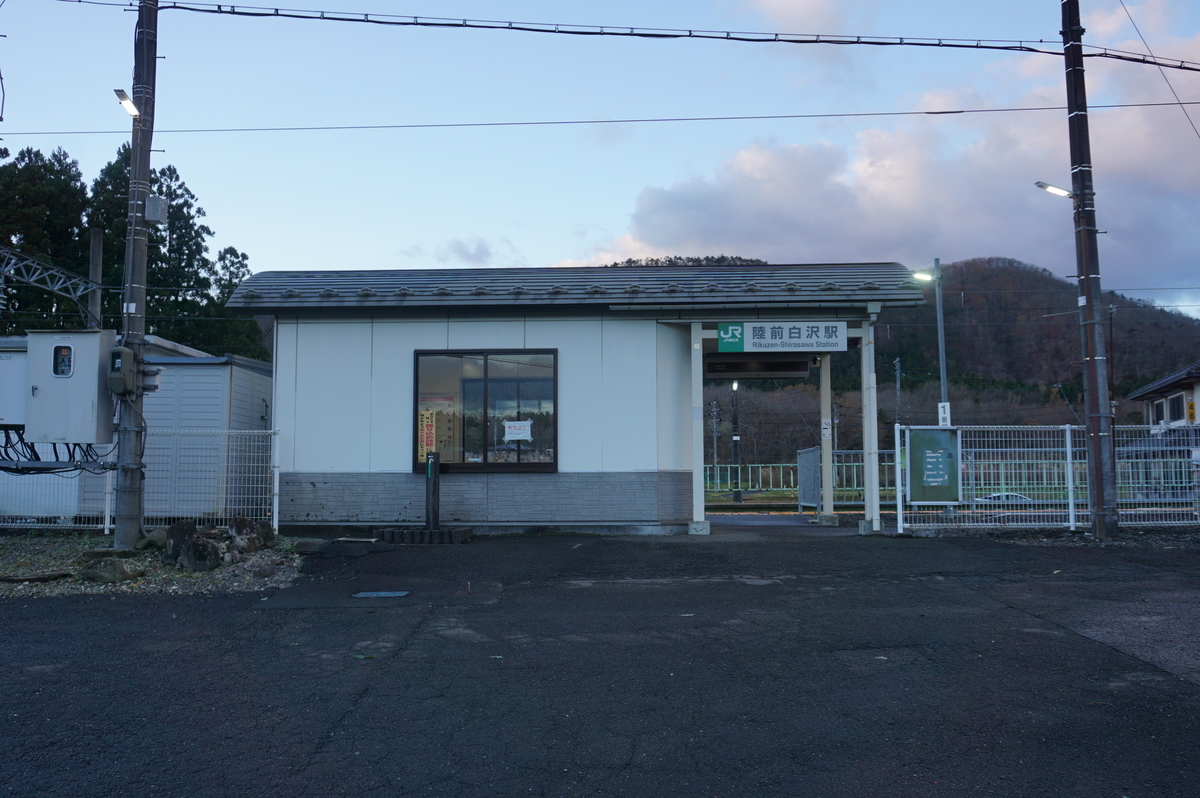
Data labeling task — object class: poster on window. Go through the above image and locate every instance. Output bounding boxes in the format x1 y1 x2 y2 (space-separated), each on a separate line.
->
417 394 461 463
417 410 436 463
503 420 533 442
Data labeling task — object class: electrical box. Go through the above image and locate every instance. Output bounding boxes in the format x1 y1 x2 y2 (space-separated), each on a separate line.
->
108 346 136 396
24 329 116 444
145 195 168 225
0 345 27 426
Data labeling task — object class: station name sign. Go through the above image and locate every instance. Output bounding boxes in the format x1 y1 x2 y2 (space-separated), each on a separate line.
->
717 321 848 353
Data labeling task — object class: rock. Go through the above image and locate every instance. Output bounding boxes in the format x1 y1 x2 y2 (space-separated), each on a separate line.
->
292 539 327 555
256 521 277 547
164 520 199 563
80 557 146 583
228 516 263 554
179 538 222 572
320 540 372 559
248 562 276 578
135 527 168 550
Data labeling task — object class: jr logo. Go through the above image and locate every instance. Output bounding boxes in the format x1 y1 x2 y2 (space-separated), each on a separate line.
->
719 326 742 342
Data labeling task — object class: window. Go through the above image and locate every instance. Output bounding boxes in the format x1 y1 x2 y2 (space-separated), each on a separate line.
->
414 350 556 472
52 345 73 377
1152 400 1166 424
1168 393 1186 422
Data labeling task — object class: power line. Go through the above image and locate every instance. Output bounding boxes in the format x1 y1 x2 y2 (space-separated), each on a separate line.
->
5 100 1199 138
53 0 1200 74
1119 0 1200 142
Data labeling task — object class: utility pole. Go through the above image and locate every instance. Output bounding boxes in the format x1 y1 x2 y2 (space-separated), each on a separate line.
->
1061 0 1117 539
114 0 159 550
933 258 950 426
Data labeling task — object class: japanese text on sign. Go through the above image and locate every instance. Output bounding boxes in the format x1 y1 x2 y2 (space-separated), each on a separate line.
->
718 321 847 352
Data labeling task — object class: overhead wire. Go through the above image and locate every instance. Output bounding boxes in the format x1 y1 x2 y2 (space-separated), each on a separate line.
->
1118 0 1200 142
49 0 1200 73
5 100 1200 138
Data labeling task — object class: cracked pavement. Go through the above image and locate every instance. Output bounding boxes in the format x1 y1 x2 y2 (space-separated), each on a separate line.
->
4 524 1200 797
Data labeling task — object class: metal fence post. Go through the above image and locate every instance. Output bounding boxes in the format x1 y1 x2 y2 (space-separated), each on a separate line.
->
895 423 905 536
425 451 441 536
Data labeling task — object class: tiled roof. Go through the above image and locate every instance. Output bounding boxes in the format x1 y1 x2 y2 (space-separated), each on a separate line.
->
1126 358 1200 400
226 263 925 313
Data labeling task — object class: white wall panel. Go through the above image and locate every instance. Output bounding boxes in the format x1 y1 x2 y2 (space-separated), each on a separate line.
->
600 319 659 471
273 321 297 470
448 320 526 349
526 318 603 472
369 320 449 470
656 323 692 471
292 321 372 472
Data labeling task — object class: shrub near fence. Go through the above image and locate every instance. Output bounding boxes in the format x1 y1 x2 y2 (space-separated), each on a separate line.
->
0 430 277 532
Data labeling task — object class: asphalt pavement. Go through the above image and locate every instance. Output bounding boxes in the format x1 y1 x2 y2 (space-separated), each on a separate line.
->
4 519 1200 798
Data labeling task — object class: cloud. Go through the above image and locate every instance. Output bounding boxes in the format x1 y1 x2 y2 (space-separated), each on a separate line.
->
570 99 1197 315
565 14 1200 317
743 0 848 34
436 238 494 266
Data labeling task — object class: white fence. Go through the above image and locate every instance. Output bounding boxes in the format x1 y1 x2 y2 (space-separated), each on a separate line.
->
898 425 1200 531
707 452 896 505
0 430 277 532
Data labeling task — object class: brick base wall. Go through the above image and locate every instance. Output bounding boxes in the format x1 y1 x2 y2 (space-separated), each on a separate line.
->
280 471 693 526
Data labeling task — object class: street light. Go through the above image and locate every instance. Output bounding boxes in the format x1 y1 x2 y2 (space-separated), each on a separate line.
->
113 89 140 117
731 381 742 504
913 258 950 426
1034 181 1073 198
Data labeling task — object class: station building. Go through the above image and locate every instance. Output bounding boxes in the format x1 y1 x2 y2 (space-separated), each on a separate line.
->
227 263 925 535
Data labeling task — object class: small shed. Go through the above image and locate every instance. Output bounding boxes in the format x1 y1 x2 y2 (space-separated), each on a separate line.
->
228 263 925 535
0 336 272 522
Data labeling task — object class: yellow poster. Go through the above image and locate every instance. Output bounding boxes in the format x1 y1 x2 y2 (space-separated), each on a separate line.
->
417 410 436 463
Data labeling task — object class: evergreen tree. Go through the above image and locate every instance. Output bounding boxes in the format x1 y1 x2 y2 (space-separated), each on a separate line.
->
0 147 91 332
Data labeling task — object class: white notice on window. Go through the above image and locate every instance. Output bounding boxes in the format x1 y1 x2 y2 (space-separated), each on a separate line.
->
503 420 533 442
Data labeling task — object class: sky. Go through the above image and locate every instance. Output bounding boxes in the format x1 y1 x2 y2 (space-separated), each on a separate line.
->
3 0 1200 316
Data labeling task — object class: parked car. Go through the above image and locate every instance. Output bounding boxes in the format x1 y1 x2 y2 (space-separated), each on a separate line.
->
972 493 1035 504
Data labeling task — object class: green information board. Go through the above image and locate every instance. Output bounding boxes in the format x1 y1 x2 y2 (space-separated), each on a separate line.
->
906 428 961 504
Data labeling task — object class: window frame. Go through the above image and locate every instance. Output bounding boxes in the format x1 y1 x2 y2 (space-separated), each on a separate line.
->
1152 399 1166 424
412 349 558 473
1167 393 1186 423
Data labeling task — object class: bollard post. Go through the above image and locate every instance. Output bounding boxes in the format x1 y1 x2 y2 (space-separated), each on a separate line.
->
425 452 440 541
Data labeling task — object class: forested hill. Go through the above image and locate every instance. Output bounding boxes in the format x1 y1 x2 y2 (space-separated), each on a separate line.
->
874 257 1200 398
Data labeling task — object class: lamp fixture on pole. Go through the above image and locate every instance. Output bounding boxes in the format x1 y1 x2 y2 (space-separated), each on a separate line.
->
113 89 140 117
1035 181 1074 198
913 258 950 427
731 380 742 504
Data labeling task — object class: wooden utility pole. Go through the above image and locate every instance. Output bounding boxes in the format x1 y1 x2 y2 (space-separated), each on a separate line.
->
1061 0 1118 538
114 0 158 550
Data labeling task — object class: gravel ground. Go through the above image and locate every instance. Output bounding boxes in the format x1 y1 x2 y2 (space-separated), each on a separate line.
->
0 532 311 598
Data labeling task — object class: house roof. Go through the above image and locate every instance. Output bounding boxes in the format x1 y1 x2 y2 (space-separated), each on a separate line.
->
1126 358 1200 400
225 263 926 315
